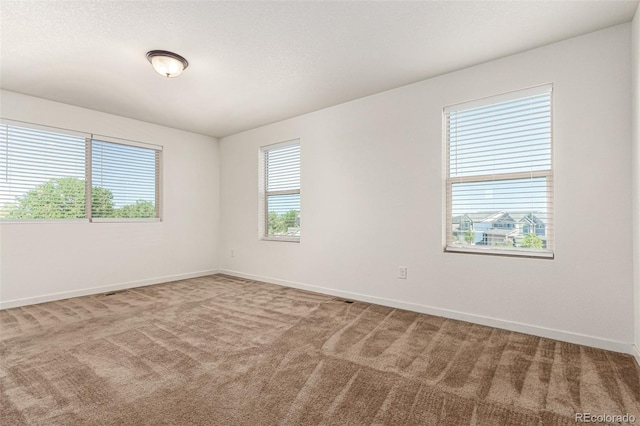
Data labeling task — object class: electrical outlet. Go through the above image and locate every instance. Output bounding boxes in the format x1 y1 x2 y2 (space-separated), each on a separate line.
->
399 266 407 279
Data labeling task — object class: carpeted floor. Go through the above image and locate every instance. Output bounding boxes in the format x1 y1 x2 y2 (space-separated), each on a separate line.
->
1 274 638 425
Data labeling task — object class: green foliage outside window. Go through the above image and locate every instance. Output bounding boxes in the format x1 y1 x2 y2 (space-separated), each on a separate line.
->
521 233 543 249
268 210 298 236
464 228 475 244
1 177 155 219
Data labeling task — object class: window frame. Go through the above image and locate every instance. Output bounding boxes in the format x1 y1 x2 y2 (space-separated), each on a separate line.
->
443 85 554 259
89 134 163 223
0 119 163 224
259 139 301 242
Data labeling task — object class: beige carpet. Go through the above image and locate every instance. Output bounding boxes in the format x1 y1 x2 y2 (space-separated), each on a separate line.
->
1 274 638 425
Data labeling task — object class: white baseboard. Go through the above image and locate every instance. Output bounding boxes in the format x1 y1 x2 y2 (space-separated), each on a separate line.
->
0 269 219 310
634 345 640 367
219 269 634 356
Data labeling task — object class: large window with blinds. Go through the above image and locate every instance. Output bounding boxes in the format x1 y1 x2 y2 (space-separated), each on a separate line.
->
0 120 162 221
444 85 553 258
259 140 300 241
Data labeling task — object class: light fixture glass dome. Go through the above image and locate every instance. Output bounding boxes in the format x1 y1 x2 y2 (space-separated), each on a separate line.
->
146 50 189 78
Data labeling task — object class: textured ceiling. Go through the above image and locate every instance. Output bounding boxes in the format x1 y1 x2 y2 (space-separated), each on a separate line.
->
1 1 638 138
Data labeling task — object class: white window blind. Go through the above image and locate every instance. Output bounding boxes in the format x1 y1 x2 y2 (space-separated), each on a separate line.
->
260 140 300 241
0 119 162 222
91 137 161 220
0 121 87 220
445 85 553 257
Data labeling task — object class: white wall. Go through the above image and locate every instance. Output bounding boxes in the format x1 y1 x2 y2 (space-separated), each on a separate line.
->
0 90 220 307
631 6 640 363
219 24 634 354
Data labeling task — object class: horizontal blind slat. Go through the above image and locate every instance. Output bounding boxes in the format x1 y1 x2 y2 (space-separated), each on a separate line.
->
446 92 550 116
448 103 551 127
449 113 551 135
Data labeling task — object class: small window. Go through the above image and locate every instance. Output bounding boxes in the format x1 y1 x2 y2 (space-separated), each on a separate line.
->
259 140 300 241
0 120 162 222
91 137 161 221
444 85 553 258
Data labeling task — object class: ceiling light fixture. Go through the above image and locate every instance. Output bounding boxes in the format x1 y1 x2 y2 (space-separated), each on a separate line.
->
146 50 189 78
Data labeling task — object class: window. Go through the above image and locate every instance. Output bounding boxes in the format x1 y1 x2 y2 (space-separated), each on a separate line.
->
444 85 553 258
259 140 300 241
0 120 162 221
0 122 87 219
91 137 161 221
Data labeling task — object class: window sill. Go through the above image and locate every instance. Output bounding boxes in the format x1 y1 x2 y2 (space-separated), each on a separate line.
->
261 236 300 243
0 218 162 224
445 245 554 259
91 218 161 223
0 219 89 224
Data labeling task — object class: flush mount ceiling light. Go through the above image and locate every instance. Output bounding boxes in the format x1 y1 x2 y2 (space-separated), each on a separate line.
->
146 50 189 78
